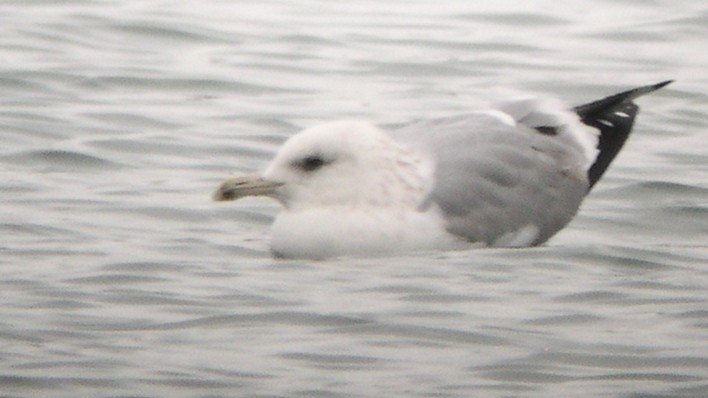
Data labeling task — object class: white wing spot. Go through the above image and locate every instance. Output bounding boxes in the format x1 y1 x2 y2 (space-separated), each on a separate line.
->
614 111 630 118
476 110 516 127
492 224 540 247
597 119 614 127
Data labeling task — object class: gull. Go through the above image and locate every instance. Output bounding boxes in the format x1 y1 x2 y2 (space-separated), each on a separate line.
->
213 81 672 259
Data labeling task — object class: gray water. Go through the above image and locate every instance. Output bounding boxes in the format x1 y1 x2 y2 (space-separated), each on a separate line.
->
1 1 707 397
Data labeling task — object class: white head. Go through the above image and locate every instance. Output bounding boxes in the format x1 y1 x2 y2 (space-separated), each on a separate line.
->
213 120 433 211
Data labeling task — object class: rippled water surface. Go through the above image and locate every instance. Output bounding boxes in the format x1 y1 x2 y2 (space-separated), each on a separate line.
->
1 1 707 397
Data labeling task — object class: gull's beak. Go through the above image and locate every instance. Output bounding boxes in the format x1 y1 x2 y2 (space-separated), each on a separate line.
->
212 173 283 202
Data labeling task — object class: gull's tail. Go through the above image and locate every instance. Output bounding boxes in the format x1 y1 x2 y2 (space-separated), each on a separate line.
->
574 80 673 189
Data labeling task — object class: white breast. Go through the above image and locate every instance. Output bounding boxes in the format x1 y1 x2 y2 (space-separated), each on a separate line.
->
270 206 466 259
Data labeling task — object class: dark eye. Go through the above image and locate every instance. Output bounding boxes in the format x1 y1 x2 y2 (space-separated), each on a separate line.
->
298 155 327 172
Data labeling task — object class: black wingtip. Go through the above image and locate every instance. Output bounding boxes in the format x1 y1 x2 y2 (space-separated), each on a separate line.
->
652 79 674 90
574 80 673 119
630 79 673 100
578 80 672 190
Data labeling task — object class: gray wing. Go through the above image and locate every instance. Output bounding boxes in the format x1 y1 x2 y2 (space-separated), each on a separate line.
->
393 113 589 247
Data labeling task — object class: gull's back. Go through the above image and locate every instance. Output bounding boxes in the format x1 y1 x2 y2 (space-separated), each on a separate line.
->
395 111 589 247
393 81 672 247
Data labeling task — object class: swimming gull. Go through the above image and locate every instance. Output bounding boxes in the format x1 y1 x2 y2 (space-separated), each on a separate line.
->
213 81 672 259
